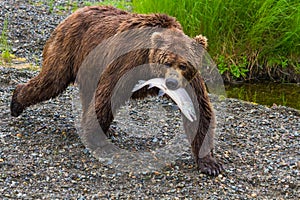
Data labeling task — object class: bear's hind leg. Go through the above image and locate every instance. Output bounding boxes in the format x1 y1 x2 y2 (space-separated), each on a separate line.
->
11 65 73 117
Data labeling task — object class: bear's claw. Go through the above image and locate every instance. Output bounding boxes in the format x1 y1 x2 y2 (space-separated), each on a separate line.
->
198 154 224 176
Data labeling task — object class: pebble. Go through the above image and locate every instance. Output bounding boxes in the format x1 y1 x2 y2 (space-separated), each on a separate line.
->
0 0 92 65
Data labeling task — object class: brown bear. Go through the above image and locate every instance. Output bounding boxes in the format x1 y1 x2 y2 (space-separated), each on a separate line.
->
10 6 223 176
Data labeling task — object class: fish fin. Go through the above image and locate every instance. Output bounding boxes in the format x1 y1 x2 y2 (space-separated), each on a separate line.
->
148 84 155 89
132 80 146 92
158 89 165 97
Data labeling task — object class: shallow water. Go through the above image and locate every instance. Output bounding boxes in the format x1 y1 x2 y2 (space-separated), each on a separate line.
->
225 82 300 110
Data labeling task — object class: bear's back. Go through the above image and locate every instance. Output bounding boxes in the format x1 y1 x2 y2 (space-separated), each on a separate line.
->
42 6 183 78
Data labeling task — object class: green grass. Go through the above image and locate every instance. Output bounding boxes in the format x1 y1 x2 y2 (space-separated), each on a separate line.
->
48 0 55 13
73 0 132 11
0 15 14 64
132 0 300 81
65 0 131 13
91 0 131 10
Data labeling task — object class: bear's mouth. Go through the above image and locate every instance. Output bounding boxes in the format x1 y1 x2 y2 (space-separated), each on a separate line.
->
132 78 196 122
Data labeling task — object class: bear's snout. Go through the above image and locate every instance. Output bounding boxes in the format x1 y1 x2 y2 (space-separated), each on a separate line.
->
165 68 181 90
166 78 179 90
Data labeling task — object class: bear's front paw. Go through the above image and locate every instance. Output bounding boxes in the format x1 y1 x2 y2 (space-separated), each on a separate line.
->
197 154 224 176
11 84 25 117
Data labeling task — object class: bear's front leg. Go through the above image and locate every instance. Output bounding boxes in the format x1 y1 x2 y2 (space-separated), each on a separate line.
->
191 118 224 176
184 74 224 176
197 150 224 176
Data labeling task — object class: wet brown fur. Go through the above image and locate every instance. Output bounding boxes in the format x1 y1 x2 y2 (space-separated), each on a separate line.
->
11 6 223 176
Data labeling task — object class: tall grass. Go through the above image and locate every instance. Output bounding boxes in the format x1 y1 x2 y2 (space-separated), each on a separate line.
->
0 15 13 64
132 0 300 81
94 0 132 11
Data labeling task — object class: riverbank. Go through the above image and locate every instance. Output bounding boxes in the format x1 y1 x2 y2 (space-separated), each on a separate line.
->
0 1 299 198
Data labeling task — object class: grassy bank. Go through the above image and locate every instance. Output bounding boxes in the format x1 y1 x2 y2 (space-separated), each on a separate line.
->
2 0 299 82
131 0 300 82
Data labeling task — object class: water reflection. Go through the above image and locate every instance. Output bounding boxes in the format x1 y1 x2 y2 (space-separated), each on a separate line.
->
225 82 300 110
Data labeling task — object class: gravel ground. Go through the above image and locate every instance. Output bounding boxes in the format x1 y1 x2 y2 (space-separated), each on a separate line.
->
1 67 299 199
0 0 102 65
1 1 300 199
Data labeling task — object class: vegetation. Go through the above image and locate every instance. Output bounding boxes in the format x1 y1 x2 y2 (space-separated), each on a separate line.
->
48 0 131 14
8 0 300 82
131 0 300 82
0 15 14 65
48 0 55 13
95 0 132 10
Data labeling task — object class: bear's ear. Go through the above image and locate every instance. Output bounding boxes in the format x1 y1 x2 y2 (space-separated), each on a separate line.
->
194 34 208 49
151 32 164 47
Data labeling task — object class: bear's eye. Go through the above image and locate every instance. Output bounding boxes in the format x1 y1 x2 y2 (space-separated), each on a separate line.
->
164 63 172 68
179 65 187 71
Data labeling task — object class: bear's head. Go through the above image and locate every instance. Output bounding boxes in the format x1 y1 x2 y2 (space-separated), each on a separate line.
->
149 29 207 90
